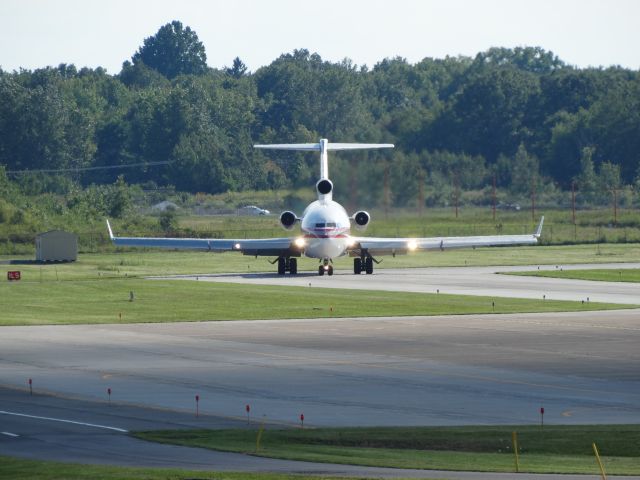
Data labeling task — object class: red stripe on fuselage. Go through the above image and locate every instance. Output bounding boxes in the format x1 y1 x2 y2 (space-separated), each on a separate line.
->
303 228 350 239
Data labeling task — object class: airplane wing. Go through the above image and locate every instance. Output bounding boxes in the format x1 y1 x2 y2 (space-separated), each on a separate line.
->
106 220 298 257
349 217 544 256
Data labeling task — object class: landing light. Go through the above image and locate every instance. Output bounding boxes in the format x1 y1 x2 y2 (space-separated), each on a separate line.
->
234 243 241 250
407 240 418 251
345 238 356 247
294 237 306 248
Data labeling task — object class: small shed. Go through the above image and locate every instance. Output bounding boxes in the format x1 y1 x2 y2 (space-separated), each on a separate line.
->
35 230 78 262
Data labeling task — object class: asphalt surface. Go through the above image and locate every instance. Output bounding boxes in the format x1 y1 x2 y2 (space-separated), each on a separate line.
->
2 264 640 479
163 262 640 304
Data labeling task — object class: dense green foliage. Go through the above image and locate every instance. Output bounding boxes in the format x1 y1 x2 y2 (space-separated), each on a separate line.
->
1 23 639 206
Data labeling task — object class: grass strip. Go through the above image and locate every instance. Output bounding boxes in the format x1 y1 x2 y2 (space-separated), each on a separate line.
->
3 243 640 282
135 425 640 475
0 456 375 480
0 278 632 326
504 268 640 283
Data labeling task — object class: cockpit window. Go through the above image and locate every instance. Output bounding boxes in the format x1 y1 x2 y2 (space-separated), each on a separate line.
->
315 222 337 228
315 222 325 227
326 222 336 227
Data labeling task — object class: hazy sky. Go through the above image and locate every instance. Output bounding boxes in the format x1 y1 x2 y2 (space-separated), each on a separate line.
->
2 0 639 74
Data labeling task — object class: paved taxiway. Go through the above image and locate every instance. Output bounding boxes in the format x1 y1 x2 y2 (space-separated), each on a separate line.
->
3 390 638 480
164 262 640 304
2 265 640 478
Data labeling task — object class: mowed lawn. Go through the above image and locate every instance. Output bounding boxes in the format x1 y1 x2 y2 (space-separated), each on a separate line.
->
0 277 631 326
136 424 640 475
0 456 365 480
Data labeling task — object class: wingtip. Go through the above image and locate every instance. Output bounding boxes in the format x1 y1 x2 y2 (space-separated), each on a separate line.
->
534 216 544 238
106 219 114 240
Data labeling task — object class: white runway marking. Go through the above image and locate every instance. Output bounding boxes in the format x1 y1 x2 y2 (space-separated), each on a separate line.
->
0 410 128 433
1 431 19 437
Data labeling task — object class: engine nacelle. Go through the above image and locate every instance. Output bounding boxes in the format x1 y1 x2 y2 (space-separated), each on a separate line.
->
352 210 370 231
279 210 298 230
316 179 333 196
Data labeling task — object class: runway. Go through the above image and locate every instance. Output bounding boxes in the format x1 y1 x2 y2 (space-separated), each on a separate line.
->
2 264 640 478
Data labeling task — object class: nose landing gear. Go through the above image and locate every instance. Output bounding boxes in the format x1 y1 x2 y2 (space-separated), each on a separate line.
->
318 259 333 276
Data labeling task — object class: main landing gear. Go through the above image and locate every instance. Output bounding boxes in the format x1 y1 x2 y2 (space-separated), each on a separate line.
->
353 254 374 274
276 257 297 275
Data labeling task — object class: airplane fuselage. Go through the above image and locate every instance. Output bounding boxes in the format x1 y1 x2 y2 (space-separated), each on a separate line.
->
300 199 352 260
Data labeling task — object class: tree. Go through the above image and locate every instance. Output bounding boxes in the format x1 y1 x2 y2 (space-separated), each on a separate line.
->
432 67 541 163
473 46 565 74
106 175 132 218
159 208 178 233
574 147 598 204
598 161 621 195
131 21 208 79
508 144 540 195
226 57 248 79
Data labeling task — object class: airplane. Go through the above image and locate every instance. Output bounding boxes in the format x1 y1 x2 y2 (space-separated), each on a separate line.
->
107 139 544 276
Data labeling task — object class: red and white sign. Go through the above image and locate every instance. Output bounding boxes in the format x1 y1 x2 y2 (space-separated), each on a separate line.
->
7 271 21 281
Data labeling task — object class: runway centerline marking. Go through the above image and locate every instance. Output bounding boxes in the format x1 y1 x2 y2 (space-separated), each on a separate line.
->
0 410 128 433
1 431 19 437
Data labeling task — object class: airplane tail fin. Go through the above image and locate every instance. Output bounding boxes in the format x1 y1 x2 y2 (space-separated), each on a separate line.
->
254 139 394 188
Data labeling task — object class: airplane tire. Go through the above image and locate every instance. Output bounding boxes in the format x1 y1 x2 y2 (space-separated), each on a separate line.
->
318 266 324 276
290 258 297 274
354 258 362 274
365 257 373 274
277 257 286 275
328 265 334 276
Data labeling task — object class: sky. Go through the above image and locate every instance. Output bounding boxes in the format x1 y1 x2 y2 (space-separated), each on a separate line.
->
2 0 640 74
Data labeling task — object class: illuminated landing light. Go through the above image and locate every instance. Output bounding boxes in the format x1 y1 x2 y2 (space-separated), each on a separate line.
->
294 237 306 248
234 243 241 250
345 237 357 248
407 240 418 251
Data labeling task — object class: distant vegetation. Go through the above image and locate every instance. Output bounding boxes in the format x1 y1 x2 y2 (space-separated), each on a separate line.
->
1 21 640 250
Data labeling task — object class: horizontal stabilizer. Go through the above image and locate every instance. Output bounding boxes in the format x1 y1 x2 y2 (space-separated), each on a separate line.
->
254 143 323 151
254 142 394 151
327 143 394 150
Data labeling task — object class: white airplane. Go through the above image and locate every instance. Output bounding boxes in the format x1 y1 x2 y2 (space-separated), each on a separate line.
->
107 139 543 276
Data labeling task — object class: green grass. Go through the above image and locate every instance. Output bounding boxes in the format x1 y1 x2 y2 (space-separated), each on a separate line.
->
136 425 640 475
505 268 640 283
0 456 378 480
1 278 629 326
1 246 637 326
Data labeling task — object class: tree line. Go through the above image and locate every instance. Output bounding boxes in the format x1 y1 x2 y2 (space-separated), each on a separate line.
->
1 21 639 210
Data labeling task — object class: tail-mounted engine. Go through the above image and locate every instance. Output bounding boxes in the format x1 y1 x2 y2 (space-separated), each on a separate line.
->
279 211 299 230
316 179 333 196
352 210 370 231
